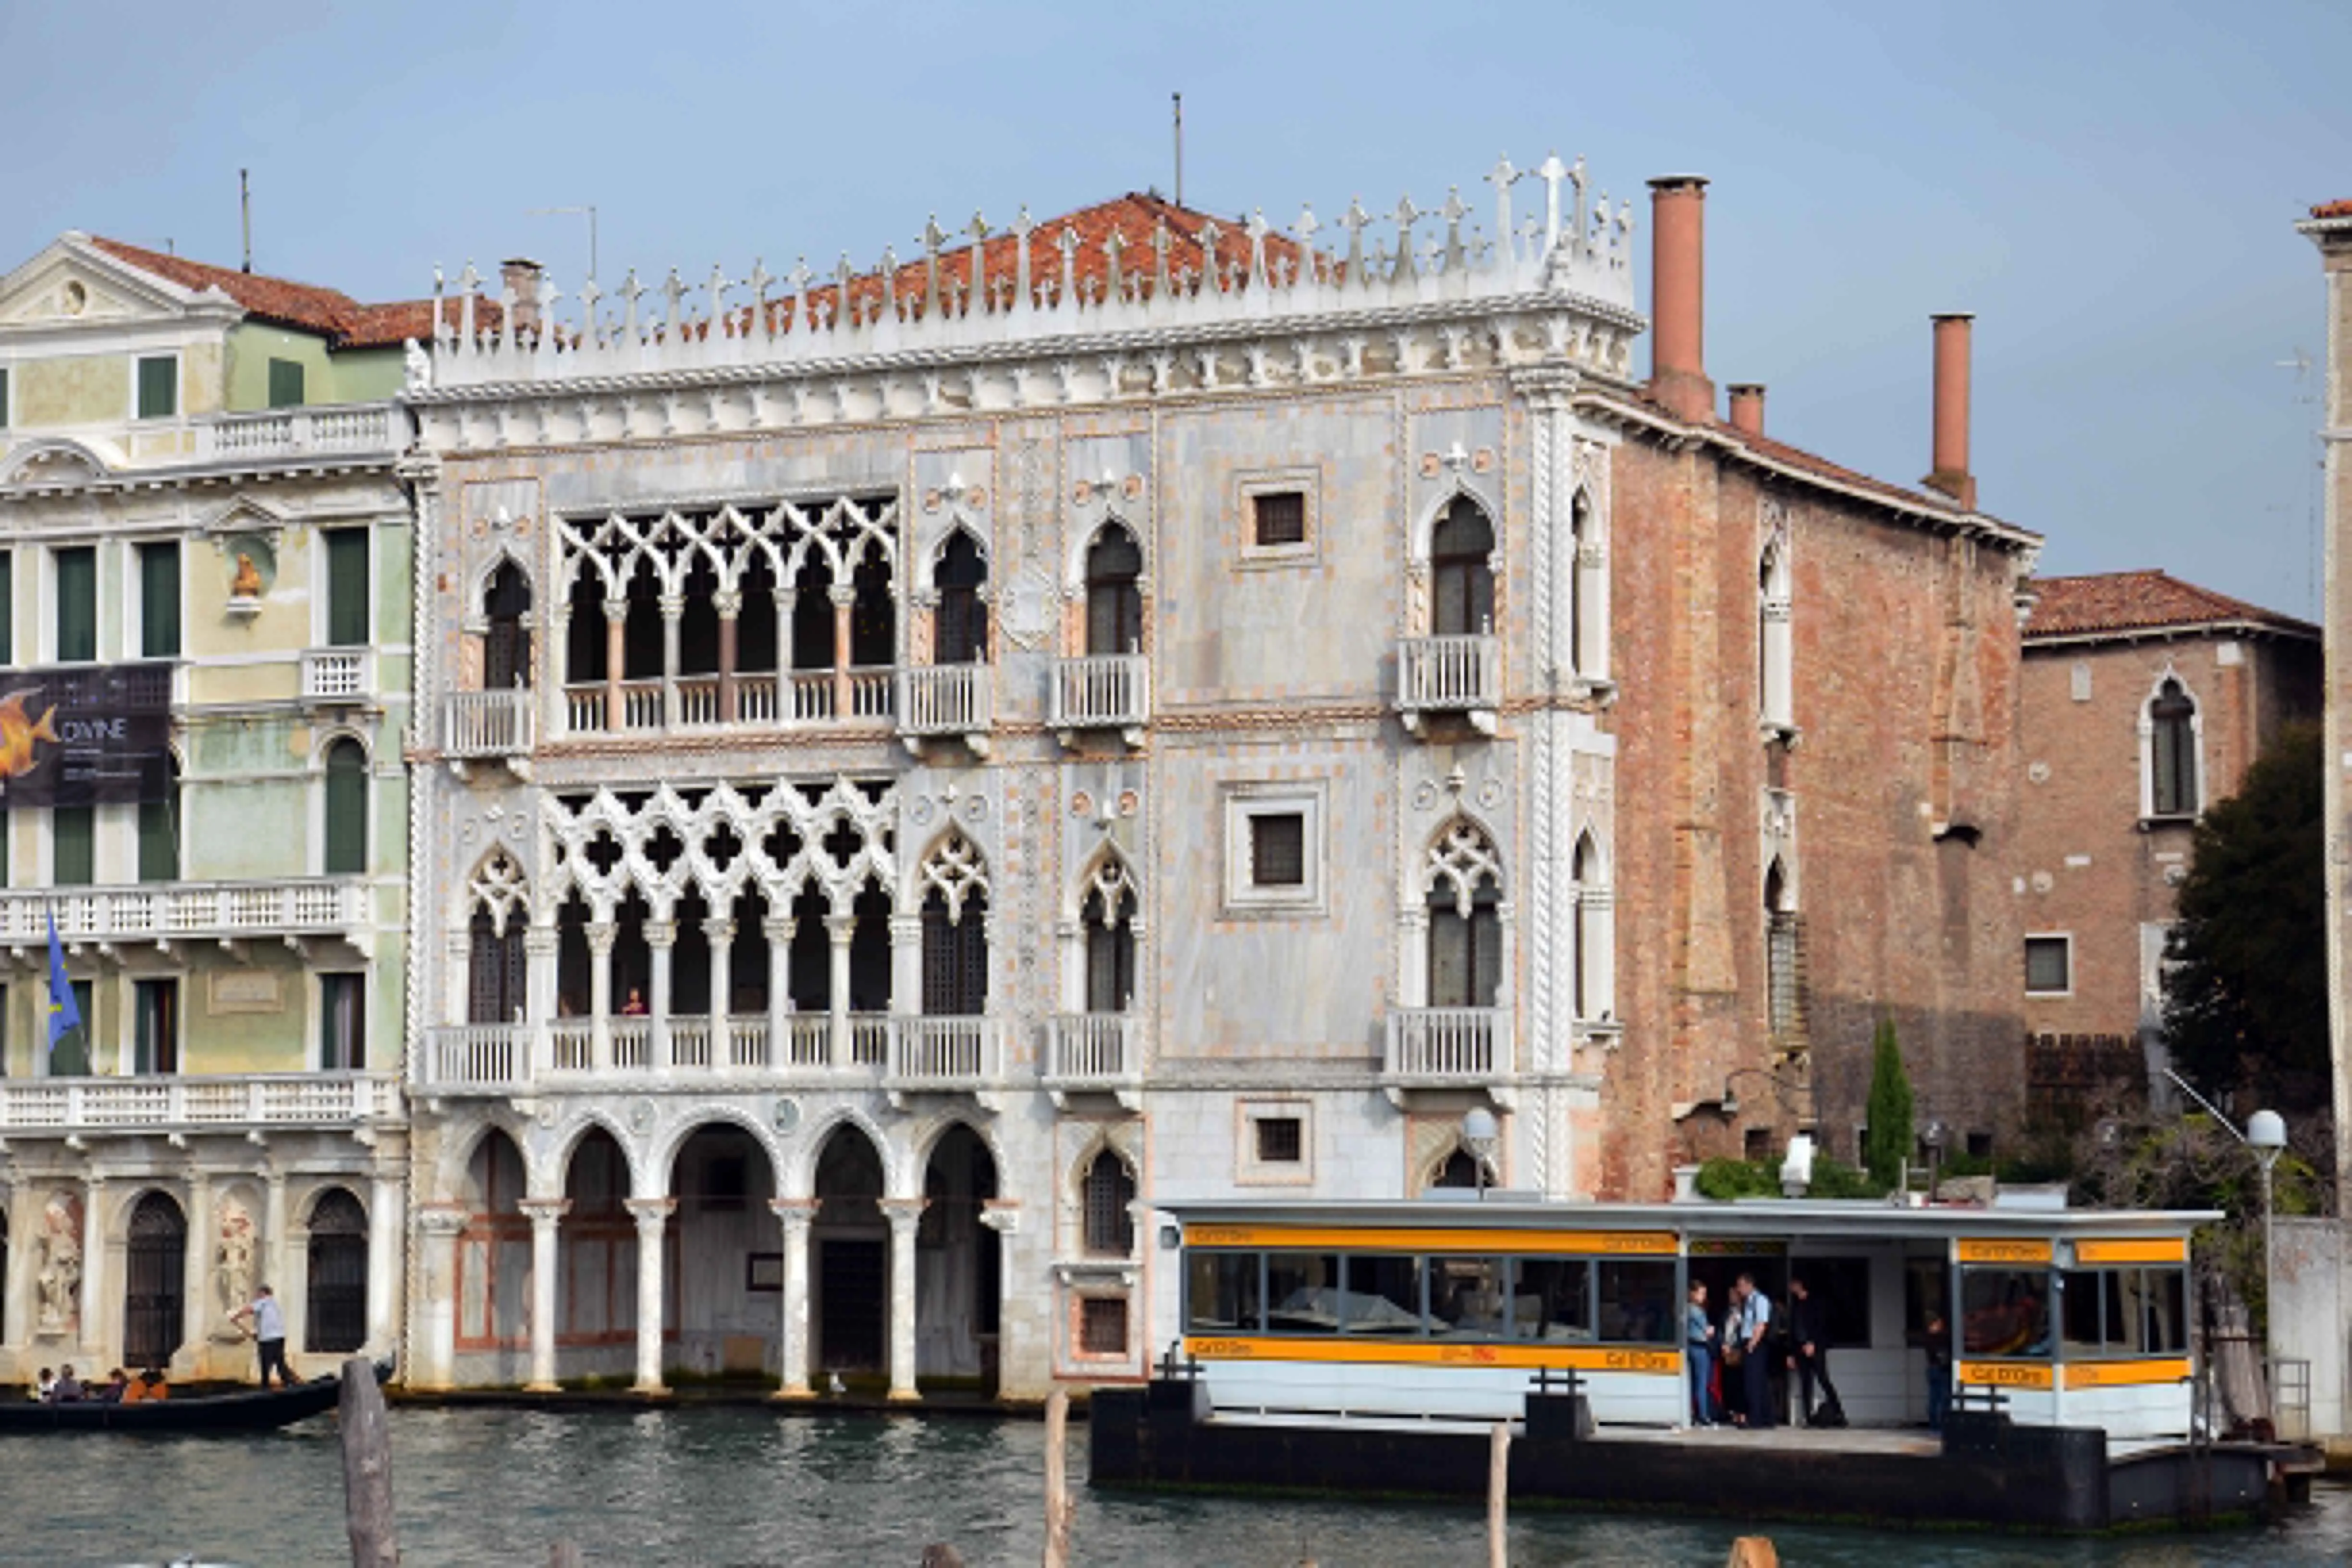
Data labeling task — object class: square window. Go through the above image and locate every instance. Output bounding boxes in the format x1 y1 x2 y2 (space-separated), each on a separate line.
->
1965 1131 1993 1161
1250 814 1305 887
1221 782 1327 917
1251 490 1307 548
2024 935 2071 996
267 358 306 409
1079 1295 1129 1355
136 355 178 420
1255 1116 1303 1164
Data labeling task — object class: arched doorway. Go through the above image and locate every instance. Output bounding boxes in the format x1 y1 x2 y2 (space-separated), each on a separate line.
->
917 1124 1000 1393
123 1191 187 1370
811 1125 887 1379
668 1123 778 1380
456 1128 528 1373
305 1188 369 1353
559 1127 635 1381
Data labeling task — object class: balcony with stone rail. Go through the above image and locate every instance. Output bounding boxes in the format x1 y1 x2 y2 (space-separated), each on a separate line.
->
1041 1013 1144 1108
556 666 898 739
1396 635 1501 736
0 1071 403 1139
1049 653 1150 747
1382 1006 1513 1103
0 878 370 959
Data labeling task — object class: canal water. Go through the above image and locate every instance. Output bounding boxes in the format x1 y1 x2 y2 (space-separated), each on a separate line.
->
0 1408 2346 1567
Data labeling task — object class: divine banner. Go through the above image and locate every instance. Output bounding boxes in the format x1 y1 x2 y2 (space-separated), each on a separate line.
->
0 664 175 807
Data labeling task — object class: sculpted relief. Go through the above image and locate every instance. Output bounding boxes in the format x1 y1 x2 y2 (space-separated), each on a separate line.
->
36 1191 83 1335
212 1197 257 1334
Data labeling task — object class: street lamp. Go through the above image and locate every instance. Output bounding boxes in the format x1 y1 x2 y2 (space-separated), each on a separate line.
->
1461 1107 1499 1201
1922 1118 1949 1201
2163 1069 2288 1360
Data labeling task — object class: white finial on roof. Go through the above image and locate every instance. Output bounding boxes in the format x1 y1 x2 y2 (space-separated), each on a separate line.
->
1440 188 1469 274
1486 156 1520 264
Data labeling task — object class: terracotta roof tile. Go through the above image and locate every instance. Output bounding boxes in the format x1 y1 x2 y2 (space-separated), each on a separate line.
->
88 236 496 350
343 296 503 349
2023 570 2315 640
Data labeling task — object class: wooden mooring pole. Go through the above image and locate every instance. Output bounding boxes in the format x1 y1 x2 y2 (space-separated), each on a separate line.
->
340 1356 398 1568
1042 1387 1073 1568
1486 1421 1509 1568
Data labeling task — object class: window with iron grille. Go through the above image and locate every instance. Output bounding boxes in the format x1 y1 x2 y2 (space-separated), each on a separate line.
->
1079 1295 1128 1355
306 1188 369 1353
921 889 989 1015
1082 1151 1136 1255
1255 1116 1303 1164
1766 912 1803 1038
2024 935 2071 996
1250 814 1305 887
1251 490 1307 548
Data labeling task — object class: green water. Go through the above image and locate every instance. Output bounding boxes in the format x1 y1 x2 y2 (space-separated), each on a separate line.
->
0 1409 2341 1566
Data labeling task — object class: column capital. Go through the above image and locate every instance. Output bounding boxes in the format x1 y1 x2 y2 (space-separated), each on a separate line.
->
587 922 619 955
768 1197 819 1231
645 921 678 950
701 919 736 943
519 1198 573 1225
523 926 561 956
888 915 925 945
978 1199 1021 1236
416 1205 469 1237
711 591 744 618
824 913 858 945
604 599 630 623
656 593 687 619
878 1197 928 1229
827 584 859 608
762 919 797 943
624 1197 676 1231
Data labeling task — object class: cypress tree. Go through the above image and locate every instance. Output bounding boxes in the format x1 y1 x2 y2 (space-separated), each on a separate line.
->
1862 1017 1914 1190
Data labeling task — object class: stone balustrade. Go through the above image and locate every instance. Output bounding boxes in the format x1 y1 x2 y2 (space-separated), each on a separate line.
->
1049 653 1150 738
0 877 367 949
1043 1013 1144 1105
301 647 373 703
0 1071 402 1135
1397 634 1502 720
194 404 399 463
898 664 991 739
558 667 898 738
1383 1007 1511 1086
423 1013 992 1090
441 689 535 757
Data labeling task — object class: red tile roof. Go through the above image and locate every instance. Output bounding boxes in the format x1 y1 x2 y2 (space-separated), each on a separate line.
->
2310 199 2352 220
87 236 494 349
2024 570 2315 640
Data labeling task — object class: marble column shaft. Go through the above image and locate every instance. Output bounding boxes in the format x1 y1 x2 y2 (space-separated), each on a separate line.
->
626 1198 674 1394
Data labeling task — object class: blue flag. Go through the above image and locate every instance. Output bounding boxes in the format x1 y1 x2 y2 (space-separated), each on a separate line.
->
45 911 80 1057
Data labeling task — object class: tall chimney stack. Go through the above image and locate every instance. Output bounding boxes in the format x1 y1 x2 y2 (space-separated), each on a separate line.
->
1646 176 1714 423
1727 383 1766 438
1924 313 1976 510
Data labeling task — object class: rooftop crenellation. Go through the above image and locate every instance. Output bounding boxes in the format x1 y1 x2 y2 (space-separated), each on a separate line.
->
418 152 1640 393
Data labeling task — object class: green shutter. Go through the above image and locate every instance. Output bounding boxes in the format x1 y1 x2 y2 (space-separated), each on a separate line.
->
324 742 367 874
140 541 181 659
136 356 177 419
0 551 14 666
53 805 93 886
0 805 10 888
137 784 177 882
54 547 95 662
0 366 10 429
267 358 306 408
325 529 369 647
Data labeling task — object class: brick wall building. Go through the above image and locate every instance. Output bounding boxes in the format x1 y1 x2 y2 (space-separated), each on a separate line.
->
2015 571 2318 1067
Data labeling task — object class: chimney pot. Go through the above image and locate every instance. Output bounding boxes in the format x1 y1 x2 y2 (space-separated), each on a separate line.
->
501 257 544 334
1646 176 1714 423
1727 383 1766 437
1924 312 1976 510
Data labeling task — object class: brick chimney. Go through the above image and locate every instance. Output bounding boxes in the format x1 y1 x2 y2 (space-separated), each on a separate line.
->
1727 383 1766 438
1923 313 1976 509
501 257 544 336
1647 177 1714 423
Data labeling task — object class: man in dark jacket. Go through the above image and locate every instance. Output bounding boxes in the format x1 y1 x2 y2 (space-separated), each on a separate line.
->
1785 1276 1843 1425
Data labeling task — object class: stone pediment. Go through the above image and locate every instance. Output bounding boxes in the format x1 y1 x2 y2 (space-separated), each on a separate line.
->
0 436 122 489
0 235 233 334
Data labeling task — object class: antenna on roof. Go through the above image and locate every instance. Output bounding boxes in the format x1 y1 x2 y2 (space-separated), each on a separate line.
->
530 206 600 280
1173 92 1184 209
240 169 252 274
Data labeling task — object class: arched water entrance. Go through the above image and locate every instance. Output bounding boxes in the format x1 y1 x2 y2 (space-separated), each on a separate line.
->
123 1191 187 1369
918 1124 999 1394
668 1123 777 1380
305 1188 368 1354
557 1127 635 1382
811 1125 886 1379
456 1128 528 1376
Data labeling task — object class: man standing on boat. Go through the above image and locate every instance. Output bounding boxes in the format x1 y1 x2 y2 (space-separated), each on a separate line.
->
231 1284 298 1389
1735 1274 1774 1429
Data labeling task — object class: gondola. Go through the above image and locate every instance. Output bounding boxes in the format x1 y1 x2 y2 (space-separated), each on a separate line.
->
0 1358 388 1434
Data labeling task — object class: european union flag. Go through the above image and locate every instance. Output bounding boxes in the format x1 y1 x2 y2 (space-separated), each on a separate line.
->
46 911 83 1072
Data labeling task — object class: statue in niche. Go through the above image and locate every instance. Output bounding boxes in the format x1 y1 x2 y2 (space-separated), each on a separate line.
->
35 1192 83 1334
231 552 264 600
212 1200 257 1329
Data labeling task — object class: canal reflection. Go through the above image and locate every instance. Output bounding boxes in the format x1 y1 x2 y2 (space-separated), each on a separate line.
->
0 1408 2342 1566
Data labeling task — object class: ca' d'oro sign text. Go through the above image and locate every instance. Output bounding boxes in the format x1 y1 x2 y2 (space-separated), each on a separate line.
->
0 664 173 808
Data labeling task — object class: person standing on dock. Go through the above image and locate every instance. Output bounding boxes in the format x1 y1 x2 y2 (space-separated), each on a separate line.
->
231 1284 298 1389
1685 1280 1718 1426
1785 1277 1843 1426
1735 1274 1774 1429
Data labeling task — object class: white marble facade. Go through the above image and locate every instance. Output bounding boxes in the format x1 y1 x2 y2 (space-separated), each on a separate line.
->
402 164 1634 1396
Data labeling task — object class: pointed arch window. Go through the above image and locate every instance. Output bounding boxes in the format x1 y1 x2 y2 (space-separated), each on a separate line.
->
322 738 368 875
935 531 989 665
1085 525 1144 656
484 561 533 689
919 833 990 1017
2148 678 2199 817
1081 859 1139 1013
1426 820 1504 1009
1430 498 1496 638
1081 1148 1136 1255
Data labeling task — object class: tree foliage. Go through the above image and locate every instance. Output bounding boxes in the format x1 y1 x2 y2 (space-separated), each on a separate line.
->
1862 1017 1914 1189
2162 722 2327 1109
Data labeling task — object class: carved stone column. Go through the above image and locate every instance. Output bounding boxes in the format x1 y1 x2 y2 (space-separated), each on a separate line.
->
180 1174 212 1361
888 914 924 1021
625 1197 674 1395
587 921 617 1071
704 918 736 1049
525 925 560 1078
829 583 858 716
602 599 627 731
714 589 742 723
79 1176 108 1366
763 919 794 1069
768 1198 818 1399
880 1197 926 1401
367 1171 404 1353
263 1172 289 1314
520 1198 571 1392
412 1206 468 1390
647 920 677 1070
658 591 685 726
825 913 856 1067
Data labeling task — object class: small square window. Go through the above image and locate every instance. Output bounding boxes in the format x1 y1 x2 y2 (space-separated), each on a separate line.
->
1250 814 1305 888
1255 1116 1303 1164
2024 935 2071 996
1252 490 1307 548
1965 1131 1993 1161
1742 1127 1770 1163
1079 1296 1129 1355
136 355 178 420
267 358 306 409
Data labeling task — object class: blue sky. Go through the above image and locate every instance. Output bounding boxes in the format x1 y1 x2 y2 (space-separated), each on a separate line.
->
5 1 2345 616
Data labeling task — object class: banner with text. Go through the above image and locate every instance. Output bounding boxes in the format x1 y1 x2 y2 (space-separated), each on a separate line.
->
0 665 174 807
